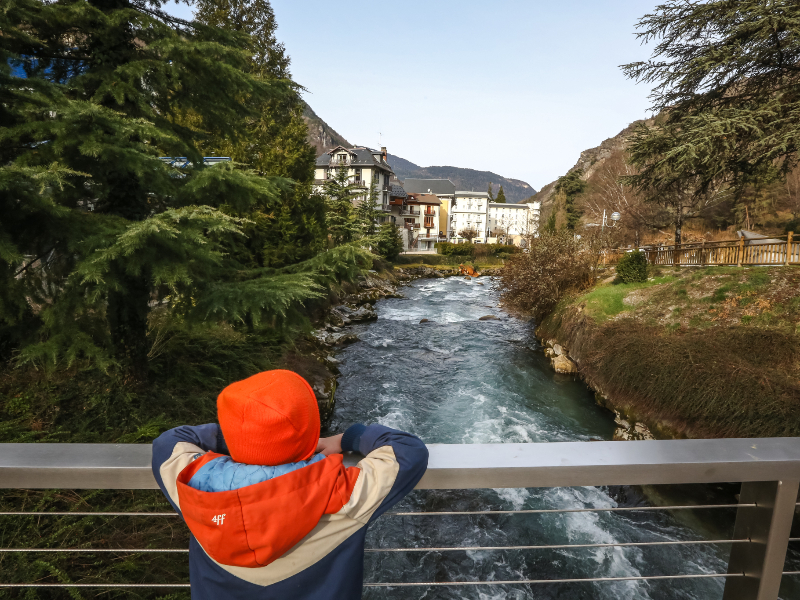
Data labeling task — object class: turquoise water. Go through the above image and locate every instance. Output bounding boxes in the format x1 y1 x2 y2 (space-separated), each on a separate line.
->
329 277 796 599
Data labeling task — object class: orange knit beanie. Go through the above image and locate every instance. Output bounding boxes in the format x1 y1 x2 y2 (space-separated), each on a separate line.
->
217 370 320 466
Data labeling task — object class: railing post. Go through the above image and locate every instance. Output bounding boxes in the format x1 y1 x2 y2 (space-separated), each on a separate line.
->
738 236 745 267
723 479 799 600
786 232 793 266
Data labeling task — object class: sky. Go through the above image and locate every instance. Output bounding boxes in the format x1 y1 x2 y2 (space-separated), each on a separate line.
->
165 0 660 191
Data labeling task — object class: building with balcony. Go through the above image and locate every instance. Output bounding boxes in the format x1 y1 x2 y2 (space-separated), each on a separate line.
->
401 179 456 238
450 191 490 243
314 145 394 210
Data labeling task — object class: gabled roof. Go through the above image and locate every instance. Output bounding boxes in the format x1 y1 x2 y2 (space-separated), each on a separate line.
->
315 147 394 174
402 179 456 195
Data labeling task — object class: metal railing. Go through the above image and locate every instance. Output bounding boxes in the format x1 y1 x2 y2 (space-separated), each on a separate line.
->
1 438 799 597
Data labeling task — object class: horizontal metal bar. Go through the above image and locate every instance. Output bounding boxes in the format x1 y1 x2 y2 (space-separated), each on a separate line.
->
0 584 191 588
0 540 750 554
0 548 187 553
364 573 745 587
1 438 799 489
0 504 754 518
0 573 747 588
388 504 754 516
0 512 179 516
364 539 748 552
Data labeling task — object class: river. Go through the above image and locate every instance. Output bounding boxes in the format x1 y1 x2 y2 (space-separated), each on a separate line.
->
328 276 797 600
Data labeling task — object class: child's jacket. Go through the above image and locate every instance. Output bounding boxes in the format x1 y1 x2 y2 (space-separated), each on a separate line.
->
152 423 428 599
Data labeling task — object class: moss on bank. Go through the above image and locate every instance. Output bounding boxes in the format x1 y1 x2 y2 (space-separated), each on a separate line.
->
538 266 800 439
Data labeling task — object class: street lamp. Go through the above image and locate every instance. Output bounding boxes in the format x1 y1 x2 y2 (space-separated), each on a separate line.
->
602 210 622 231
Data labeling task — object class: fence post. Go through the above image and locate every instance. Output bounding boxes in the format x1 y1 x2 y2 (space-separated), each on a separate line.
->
722 479 800 600
786 232 793 266
700 240 706 266
737 236 745 267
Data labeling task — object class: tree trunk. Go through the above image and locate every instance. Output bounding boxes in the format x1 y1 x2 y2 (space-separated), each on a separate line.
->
675 204 683 247
107 270 151 381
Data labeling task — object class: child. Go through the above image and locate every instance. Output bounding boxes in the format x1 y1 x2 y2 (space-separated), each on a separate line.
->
152 369 428 599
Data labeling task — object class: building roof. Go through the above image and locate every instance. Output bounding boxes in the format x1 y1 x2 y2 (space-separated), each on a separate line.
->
456 191 490 198
315 146 394 174
402 179 456 195
489 202 527 209
390 184 407 199
407 193 441 205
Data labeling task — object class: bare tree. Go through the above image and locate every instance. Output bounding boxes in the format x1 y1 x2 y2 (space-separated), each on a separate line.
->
458 227 479 243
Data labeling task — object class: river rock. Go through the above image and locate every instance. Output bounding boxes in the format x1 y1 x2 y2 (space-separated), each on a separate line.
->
331 332 359 346
552 354 577 374
419 318 429 323
544 348 555 359
332 304 377 323
479 315 499 321
464 276 471 280
552 343 564 356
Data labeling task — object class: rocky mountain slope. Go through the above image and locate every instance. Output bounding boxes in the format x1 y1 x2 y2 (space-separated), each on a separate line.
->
302 102 351 155
303 103 536 201
530 120 647 211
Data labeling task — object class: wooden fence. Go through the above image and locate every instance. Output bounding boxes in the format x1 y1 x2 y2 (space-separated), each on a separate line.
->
601 232 798 267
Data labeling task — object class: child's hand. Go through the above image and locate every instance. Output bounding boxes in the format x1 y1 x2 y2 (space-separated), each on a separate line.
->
316 434 344 456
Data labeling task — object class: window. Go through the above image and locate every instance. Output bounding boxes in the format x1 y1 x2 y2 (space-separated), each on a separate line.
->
424 216 434 228
374 170 380 184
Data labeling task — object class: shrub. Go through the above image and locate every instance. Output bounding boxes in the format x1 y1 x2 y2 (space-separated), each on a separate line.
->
435 242 475 256
498 230 598 320
616 250 648 283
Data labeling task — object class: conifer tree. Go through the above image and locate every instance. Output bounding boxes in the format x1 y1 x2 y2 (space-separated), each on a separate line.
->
0 0 362 377
354 185 382 237
487 183 495 201
554 170 587 230
622 0 800 201
322 168 361 246
495 185 507 203
194 0 324 266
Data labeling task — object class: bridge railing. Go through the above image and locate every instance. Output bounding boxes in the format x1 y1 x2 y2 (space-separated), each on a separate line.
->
1 437 799 598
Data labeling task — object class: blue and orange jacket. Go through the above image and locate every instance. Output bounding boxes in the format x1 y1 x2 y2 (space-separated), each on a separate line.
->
152 423 428 599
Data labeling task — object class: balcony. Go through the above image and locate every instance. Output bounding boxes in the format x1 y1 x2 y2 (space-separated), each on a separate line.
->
399 208 420 216
1 438 799 596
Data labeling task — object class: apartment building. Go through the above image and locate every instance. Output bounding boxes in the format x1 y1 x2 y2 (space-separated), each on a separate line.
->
401 179 456 237
450 191 491 243
314 145 394 211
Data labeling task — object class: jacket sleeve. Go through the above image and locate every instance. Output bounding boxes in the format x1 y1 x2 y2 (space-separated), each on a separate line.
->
151 424 228 515
339 424 428 524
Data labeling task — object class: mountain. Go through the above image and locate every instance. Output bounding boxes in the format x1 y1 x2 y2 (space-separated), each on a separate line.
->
302 104 536 202
386 155 537 203
302 103 351 155
530 120 648 211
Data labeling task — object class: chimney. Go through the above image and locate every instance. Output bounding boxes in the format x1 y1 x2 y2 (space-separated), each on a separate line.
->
381 146 387 162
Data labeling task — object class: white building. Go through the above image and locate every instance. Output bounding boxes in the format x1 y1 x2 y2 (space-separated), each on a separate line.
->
488 201 541 244
314 145 394 215
450 191 490 243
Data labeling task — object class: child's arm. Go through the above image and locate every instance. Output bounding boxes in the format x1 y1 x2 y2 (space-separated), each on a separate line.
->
339 424 428 524
151 424 229 515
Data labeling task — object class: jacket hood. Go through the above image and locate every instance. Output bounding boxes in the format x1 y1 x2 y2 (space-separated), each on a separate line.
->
177 452 360 568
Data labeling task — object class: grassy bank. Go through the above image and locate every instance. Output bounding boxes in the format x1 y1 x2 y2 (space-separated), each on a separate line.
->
537 266 800 439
